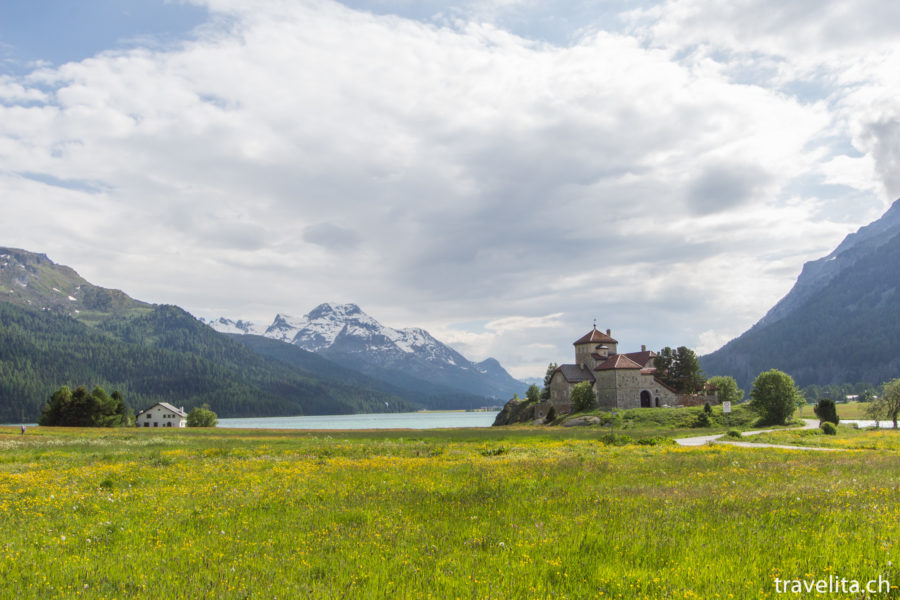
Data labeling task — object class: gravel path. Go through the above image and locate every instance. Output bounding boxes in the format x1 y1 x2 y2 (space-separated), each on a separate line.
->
674 419 839 451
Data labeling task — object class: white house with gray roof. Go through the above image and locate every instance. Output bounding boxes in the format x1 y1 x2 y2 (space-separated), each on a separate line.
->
136 402 187 428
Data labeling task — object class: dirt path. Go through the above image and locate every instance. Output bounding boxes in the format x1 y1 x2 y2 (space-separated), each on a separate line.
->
674 419 839 451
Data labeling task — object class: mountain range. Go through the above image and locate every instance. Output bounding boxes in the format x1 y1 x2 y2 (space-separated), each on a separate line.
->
701 199 900 392
0 247 522 422
205 303 526 402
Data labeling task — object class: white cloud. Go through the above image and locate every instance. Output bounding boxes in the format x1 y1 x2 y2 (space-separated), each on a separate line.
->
1 0 897 378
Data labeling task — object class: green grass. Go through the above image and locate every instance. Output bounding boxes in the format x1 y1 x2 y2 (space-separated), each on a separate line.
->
1 425 899 599
797 401 873 420
744 424 900 450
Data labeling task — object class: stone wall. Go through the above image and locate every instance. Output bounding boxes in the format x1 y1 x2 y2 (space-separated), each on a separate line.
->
549 372 574 413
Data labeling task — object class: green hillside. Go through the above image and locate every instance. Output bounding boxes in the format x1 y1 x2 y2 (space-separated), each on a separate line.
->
0 301 415 423
235 333 490 410
702 230 900 392
0 247 151 324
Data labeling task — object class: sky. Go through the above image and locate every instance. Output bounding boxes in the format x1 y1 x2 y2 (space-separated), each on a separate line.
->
2 0 899 380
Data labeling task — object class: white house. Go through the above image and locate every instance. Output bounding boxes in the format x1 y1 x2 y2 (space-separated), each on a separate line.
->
136 402 187 428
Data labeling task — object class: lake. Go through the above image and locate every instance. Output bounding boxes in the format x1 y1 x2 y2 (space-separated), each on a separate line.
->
217 410 501 430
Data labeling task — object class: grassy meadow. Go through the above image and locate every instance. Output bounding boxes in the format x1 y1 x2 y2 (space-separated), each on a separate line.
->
796 401 874 420
1 424 899 599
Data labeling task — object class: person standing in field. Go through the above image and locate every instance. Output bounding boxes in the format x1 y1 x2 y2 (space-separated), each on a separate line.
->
20 425 25 435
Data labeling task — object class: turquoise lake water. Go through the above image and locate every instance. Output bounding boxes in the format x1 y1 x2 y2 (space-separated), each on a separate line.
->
217 410 501 430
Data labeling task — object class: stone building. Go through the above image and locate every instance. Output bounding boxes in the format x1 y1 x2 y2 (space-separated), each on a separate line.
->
548 326 681 413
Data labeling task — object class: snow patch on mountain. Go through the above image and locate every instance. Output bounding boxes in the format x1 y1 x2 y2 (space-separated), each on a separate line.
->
209 302 527 400
203 317 264 336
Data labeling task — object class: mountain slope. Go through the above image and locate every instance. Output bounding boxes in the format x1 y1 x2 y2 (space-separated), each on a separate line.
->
209 303 526 403
0 249 416 420
701 199 900 391
231 334 488 410
0 247 151 324
0 301 414 421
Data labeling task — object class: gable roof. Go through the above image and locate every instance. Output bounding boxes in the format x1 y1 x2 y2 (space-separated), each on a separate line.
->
137 402 187 417
573 327 617 345
554 364 596 383
594 354 644 371
623 350 656 367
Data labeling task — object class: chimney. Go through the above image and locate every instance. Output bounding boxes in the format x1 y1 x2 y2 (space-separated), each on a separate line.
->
606 329 611 336
641 345 646 352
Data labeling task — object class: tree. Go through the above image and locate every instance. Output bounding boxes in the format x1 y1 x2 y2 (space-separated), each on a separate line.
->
749 369 802 425
813 398 839 425
864 397 888 428
880 378 900 429
526 384 541 403
38 385 132 427
858 389 877 403
187 404 218 427
654 346 705 393
707 375 743 405
540 363 558 400
570 381 595 413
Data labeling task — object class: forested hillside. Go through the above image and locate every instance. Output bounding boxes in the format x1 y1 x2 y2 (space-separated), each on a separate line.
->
0 302 414 422
702 206 900 392
234 333 491 410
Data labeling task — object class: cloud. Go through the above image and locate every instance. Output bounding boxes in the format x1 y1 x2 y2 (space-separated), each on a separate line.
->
0 0 896 378
686 162 772 215
302 223 360 250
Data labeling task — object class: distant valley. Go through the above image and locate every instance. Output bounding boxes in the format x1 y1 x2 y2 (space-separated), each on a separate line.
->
0 248 524 422
205 303 525 404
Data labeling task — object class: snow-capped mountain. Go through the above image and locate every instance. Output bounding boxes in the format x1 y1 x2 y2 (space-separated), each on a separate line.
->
207 302 526 401
202 316 265 336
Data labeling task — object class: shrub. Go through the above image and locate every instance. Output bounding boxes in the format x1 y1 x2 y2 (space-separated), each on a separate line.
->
814 398 839 425
598 433 633 446
821 422 837 435
570 382 596 413
725 429 742 439
694 411 712 428
480 446 508 456
636 436 671 446
187 404 218 427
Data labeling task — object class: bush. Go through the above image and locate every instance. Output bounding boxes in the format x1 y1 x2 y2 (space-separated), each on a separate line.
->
814 398 839 425
636 436 671 446
694 411 712 428
187 404 218 427
821 421 837 435
570 381 596 413
725 429 742 439
598 433 633 446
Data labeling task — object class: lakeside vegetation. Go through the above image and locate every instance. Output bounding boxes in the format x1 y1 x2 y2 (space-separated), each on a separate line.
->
2 425 899 599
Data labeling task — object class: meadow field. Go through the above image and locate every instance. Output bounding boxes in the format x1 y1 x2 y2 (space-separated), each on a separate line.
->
1 424 899 599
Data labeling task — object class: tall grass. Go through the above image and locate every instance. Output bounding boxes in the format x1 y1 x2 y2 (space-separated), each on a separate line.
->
0 426 898 598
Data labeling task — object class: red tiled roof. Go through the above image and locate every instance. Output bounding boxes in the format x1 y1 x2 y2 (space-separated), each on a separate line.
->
573 327 617 345
623 350 656 367
594 354 643 371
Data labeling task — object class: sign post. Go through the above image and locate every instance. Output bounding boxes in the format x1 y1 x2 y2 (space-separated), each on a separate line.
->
723 401 732 427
